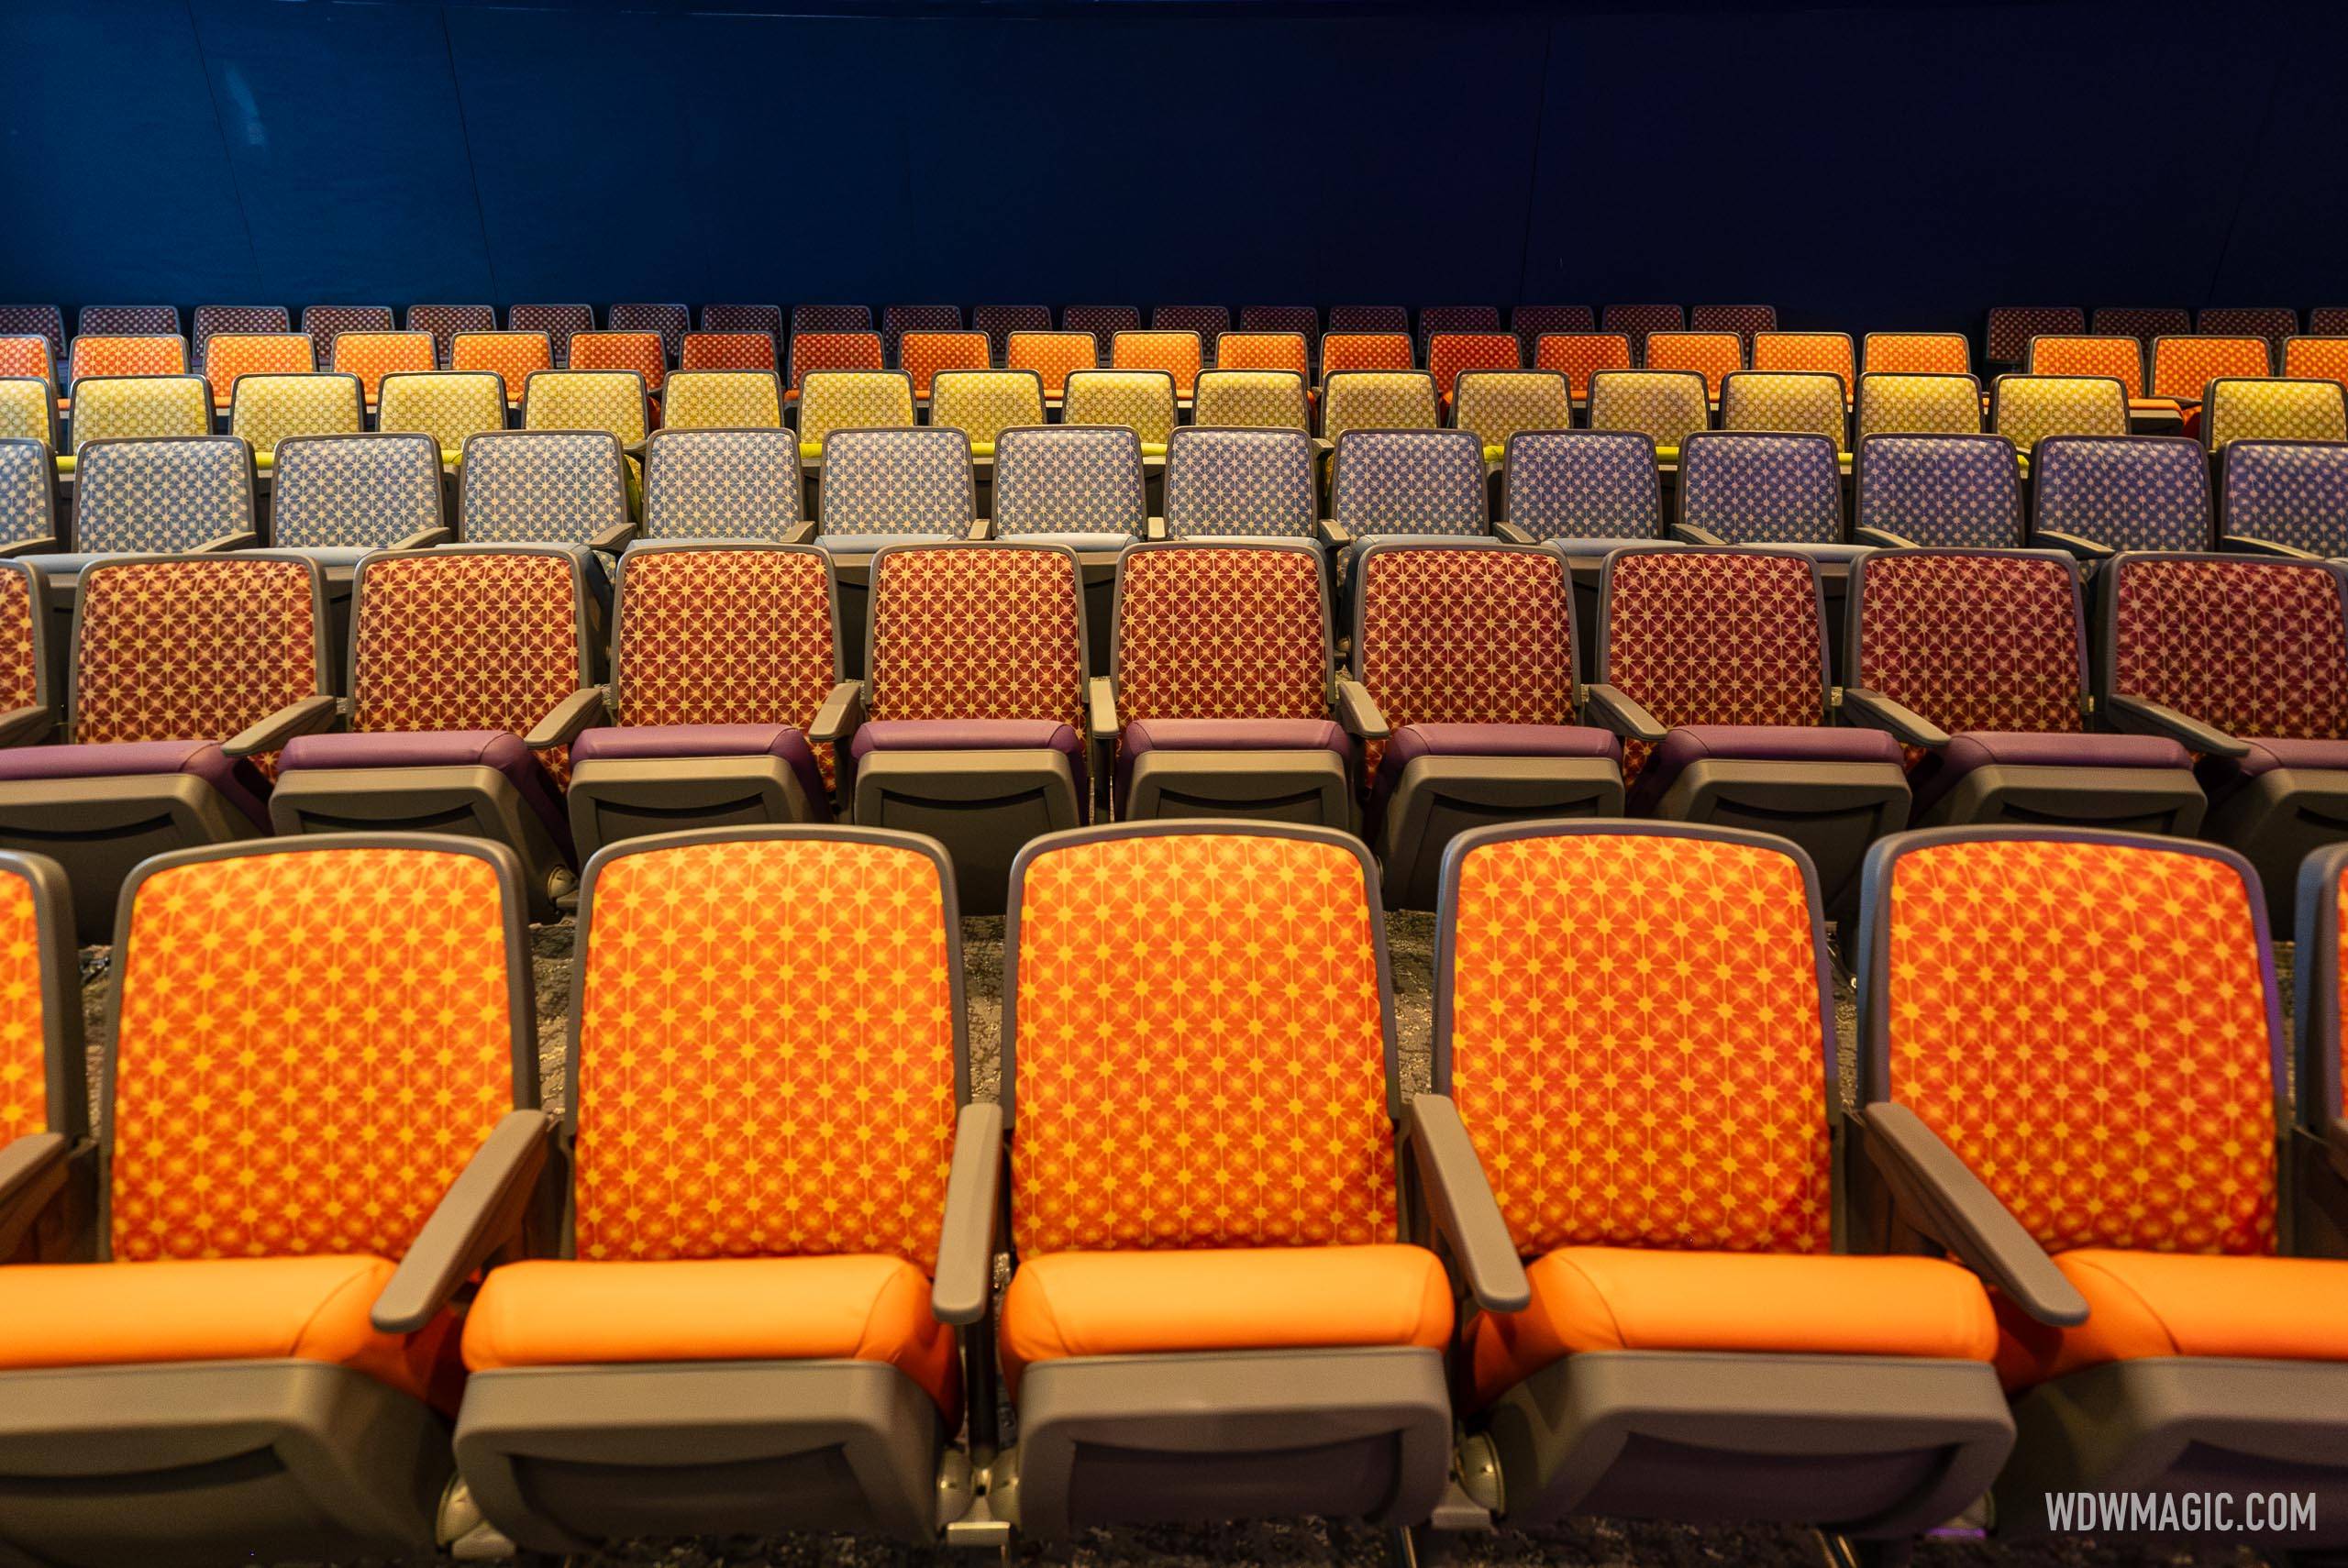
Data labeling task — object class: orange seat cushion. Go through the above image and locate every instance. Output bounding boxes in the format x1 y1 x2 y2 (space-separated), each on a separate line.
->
0 1254 461 1410
1996 1249 2348 1390
1471 1246 2000 1408
1000 1243 1452 1393
461 1254 960 1419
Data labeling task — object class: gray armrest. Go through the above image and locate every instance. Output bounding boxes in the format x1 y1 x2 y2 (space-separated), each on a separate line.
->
2107 692 2250 757
1852 526 1916 549
1582 681 1667 745
2221 533 2323 561
965 517 992 541
1840 687 1950 749
0 1132 69 1260
194 531 259 553
931 1101 1003 1326
1087 676 1118 742
0 536 59 560
1316 517 1353 549
1492 521 1535 547
1145 515 1168 542
223 694 338 758
2032 528 2112 562
387 525 454 551
1670 524 1728 547
809 680 862 745
783 519 817 547
371 1110 553 1333
1405 1096 1530 1313
1334 676 1390 740
1855 1101 2086 1327
0 704 52 747
589 520 638 555
523 686 608 750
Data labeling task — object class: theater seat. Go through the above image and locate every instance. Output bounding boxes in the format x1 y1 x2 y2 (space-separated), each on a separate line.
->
0 737 269 830
281 729 570 852
1992 1250 2348 1389
1907 730 2194 819
0 848 83 1267
1627 723 1902 812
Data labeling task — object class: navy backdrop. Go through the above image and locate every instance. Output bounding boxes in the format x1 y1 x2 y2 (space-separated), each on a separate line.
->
5 0 2343 331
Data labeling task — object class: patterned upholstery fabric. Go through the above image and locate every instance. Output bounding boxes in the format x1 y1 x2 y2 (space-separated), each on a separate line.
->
791 305 873 337
867 547 1085 731
1153 306 1232 362
522 370 649 447
2285 336 2348 392
1643 332 1744 401
1863 333 1969 377
700 304 784 358
459 431 629 546
1212 334 1310 380
993 426 1146 540
1512 304 1597 353
227 373 363 458
2027 336 2146 400
1061 370 1176 446
678 332 776 373
1328 306 1410 332
1853 552 2085 746
351 549 583 785
405 304 497 369
0 856 46 1143
0 439 53 548
110 843 515 1261
1987 306 2086 363
1854 435 2023 548
928 370 1044 449
1855 373 1984 439
1061 305 1143 359
1445 830 1828 1255
1586 370 1707 449
2150 336 2272 401
897 332 991 399
1111 331 1203 397
0 337 51 385
200 335 316 408
73 437 254 553
1238 305 1320 342
568 332 668 395
376 372 505 456
1689 304 1778 355
1113 546 1327 723
1009 827 1392 1254
2203 379 2348 450
1752 332 1857 401
68 336 187 386
1534 333 1634 400
1880 836 2276 1254
797 370 915 448
1991 375 2130 455
1679 432 1843 546
0 380 58 450
1451 372 1571 452
1162 429 1316 540
974 305 1053 361
1329 431 1489 537
1503 430 1662 544
78 306 180 338
1191 370 1309 430
192 309 291 370
2092 306 2192 347
817 428 973 539
787 331 885 392
74 558 319 763
507 305 594 368
659 370 783 431
880 306 964 362
1322 333 1415 378
1602 549 1825 780
1323 371 1439 444
2219 440 2348 557
2110 556 2348 739
1426 333 1523 403
452 332 555 406
570 834 952 1264
1005 331 1097 399
65 377 211 450
329 331 435 404
302 305 394 370
2198 307 2298 357
271 434 443 549
1417 305 1501 348
1600 304 1684 360
2312 309 2348 337
607 304 690 365
0 305 66 365
2030 436 2210 554
640 429 803 540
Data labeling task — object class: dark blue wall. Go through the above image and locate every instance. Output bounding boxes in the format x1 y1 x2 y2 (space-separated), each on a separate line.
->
4 0 2342 330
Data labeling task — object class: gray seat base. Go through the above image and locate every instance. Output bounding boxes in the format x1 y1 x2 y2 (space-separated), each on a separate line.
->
0 773 262 945
2205 767 2348 932
267 763 571 920
1654 758 1910 924
1917 761 2206 836
851 749 1081 917
1122 748 1352 829
568 754 825 866
1379 755 1624 910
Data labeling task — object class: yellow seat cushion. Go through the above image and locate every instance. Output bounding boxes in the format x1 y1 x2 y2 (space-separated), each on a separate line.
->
1000 1243 1452 1393
1996 1249 2348 1390
1471 1246 2000 1408
460 1254 960 1418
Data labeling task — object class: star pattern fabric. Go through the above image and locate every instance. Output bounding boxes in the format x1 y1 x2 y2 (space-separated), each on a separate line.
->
200 333 311 406
2198 308 2299 359
1587 371 1706 449
0 865 42 1146
568 332 670 395
1151 306 1230 356
1605 550 1824 780
1061 305 1141 361
1163 429 1316 539
1884 837 2276 1255
2151 336 2271 403
0 565 37 712
1324 372 1439 446
1503 431 1662 544
1678 433 1843 547
1855 552 2084 764
1192 370 1309 432
0 382 53 452
1238 306 1321 343
1600 304 1683 362
1426 334 1523 403
301 306 395 371
377 371 504 455
0 441 53 547
867 547 1084 732
881 306 966 364
1856 373 1983 440
679 334 777 374
1010 831 1396 1253
80 306 181 338
642 429 803 539
1987 306 2086 363
66 377 211 449
607 304 690 366
1453 372 1570 453
977 307 1055 364
818 429 972 537
1112 332 1203 398
404 304 497 369
791 305 872 337
930 371 1045 448
2220 439 2348 555
328 331 434 404
787 332 884 393
660 371 782 432
0 305 67 366
522 370 648 447
460 431 629 546
1419 305 1501 346
994 427 1146 539
1004 331 1095 399
1446 831 1832 1254
1993 375 2130 456
2091 307 2192 348
699 305 783 366
1322 333 1415 378
571 836 956 1266
506 306 593 369
1512 305 1597 357
1644 333 1743 401
1689 304 1777 356
2110 557 2348 740
74 436 253 552
1356 546 1572 778
1720 372 1847 450
1855 435 2023 548
1862 333 1968 378
271 434 442 549
1752 334 1856 403
1214 333 1310 380
898 333 991 401
2029 337 2146 400
2206 381 2348 451
108 845 515 1261
1328 306 1409 333
1534 334 1633 401
69 334 186 387
1061 371 1176 447
1330 431 1488 536
227 373 362 458
0 338 51 388
2032 436 2210 552
1115 546 1326 723
2284 337 2348 395
798 372 914 449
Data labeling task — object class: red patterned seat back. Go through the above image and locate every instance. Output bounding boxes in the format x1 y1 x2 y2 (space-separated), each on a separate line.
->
2105 555 2348 740
1113 544 1328 724
1853 551 2086 762
865 545 1085 729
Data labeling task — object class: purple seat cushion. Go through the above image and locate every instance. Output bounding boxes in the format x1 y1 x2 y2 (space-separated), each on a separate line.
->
1909 730 2193 819
1368 722 1622 837
1116 716 1351 812
571 723 830 821
848 717 1088 802
0 739 270 832
1627 723 1906 816
277 728 572 859
2198 734 2348 807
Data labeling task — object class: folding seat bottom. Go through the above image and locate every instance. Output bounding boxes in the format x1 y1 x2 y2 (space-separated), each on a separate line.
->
1906 730 2204 835
567 722 830 864
2195 736 2348 929
1115 717 1353 828
847 719 1085 916
1368 723 1625 909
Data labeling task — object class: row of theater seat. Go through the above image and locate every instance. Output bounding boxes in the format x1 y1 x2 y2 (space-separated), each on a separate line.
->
2 815 2345 1562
